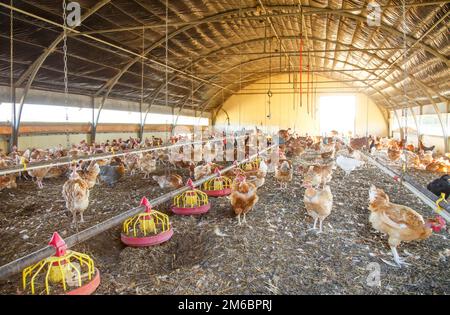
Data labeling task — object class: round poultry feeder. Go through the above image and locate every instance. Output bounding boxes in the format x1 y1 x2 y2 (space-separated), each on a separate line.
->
239 158 260 172
172 179 210 215
121 197 173 247
202 168 232 197
22 232 100 295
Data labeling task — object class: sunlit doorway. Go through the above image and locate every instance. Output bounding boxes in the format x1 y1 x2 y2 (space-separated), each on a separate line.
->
319 95 356 136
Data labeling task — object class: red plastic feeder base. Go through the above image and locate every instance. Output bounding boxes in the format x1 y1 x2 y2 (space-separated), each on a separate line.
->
171 203 210 215
66 268 100 295
120 228 174 247
203 188 232 197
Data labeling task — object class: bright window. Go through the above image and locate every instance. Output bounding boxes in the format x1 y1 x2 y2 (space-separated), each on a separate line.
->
0 103 92 123
319 95 356 135
0 102 13 122
0 103 208 126
390 111 446 137
418 114 445 137
96 108 141 124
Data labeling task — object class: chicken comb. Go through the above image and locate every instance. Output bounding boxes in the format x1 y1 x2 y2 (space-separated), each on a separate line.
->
436 215 446 226
186 178 196 189
140 197 152 213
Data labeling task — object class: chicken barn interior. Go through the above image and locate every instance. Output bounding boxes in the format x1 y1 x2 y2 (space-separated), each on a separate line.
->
0 0 449 296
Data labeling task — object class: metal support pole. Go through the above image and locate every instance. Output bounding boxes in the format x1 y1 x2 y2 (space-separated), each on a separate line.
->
9 88 17 153
88 96 95 144
139 122 145 142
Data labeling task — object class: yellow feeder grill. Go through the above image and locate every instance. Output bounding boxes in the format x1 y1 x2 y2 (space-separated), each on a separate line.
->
202 168 232 197
121 197 173 247
22 232 100 295
172 179 210 215
240 158 260 172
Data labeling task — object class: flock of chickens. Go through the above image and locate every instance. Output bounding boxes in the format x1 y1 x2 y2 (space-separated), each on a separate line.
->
0 130 449 268
261 130 447 267
369 136 450 173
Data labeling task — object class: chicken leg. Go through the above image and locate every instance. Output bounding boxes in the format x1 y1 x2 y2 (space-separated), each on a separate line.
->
307 218 319 231
390 246 410 267
237 214 241 226
71 212 77 227
80 212 85 223
318 218 324 233
388 237 410 267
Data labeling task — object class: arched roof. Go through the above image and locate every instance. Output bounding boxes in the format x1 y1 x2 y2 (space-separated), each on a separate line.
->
0 1 448 115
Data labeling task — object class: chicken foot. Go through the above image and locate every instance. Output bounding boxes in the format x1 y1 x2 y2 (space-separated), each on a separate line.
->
391 246 410 267
307 218 319 232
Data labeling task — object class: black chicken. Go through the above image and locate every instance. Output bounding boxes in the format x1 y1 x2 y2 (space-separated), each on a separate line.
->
419 139 435 152
99 163 125 187
427 175 450 199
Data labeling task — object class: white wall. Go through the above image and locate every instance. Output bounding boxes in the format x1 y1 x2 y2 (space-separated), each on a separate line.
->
215 74 388 137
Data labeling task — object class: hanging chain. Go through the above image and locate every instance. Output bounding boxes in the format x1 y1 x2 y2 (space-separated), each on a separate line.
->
239 0 242 131
10 0 14 128
191 57 194 109
140 26 144 131
165 0 171 133
62 0 70 150
268 35 272 120
401 0 408 180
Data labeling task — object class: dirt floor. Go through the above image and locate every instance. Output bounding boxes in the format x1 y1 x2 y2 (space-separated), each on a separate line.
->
0 155 449 295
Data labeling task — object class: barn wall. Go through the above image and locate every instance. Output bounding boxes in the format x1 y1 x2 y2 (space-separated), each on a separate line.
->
0 136 7 153
214 74 319 135
18 134 87 150
392 131 447 155
0 131 180 152
354 94 389 137
0 123 200 152
214 74 388 137
391 105 449 153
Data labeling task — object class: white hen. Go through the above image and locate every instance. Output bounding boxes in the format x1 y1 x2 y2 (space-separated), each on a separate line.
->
336 155 364 175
